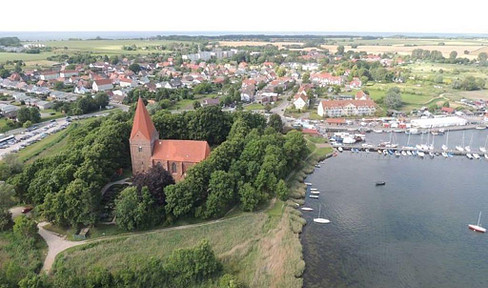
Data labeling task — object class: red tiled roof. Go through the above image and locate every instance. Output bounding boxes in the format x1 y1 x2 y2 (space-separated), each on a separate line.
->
152 140 210 163
326 118 346 124
130 98 157 140
94 79 113 86
320 100 376 108
302 128 319 135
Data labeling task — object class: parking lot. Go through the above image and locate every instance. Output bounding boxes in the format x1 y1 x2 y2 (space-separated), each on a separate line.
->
0 118 71 159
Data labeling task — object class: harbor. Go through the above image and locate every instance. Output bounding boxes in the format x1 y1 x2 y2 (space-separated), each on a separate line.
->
301 150 488 288
327 128 488 160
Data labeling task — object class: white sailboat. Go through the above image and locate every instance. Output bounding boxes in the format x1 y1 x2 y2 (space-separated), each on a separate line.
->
468 211 486 233
465 134 473 152
480 135 487 153
456 131 465 152
313 204 330 224
442 151 448 158
473 153 481 159
442 131 449 151
466 153 473 160
301 207 314 212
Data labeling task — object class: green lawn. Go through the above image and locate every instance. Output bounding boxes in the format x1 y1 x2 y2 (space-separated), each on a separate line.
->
54 213 266 275
244 103 265 111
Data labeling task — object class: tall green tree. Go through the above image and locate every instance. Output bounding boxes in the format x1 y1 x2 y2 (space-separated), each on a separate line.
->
115 186 156 231
384 87 403 109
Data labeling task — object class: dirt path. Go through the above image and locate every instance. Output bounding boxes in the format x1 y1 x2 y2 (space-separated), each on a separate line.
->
100 178 130 196
37 222 86 273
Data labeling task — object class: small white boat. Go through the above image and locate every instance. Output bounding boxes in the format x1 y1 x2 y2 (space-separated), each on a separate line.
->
475 126 486 130
406 150 412 156
315 164 321 168
373 129 383 133
310 188 318 191
473 153 480 159
442 152 448 158
441 144 448 151
313 204 330 224
466 153 473 160
395 151 401 157
485 154 488 160
401 151 407 156
301 207 314 212
429 152 435 158
465 146 471 153
468 212 486 233
304 182 312 186
377 149 382 154
480 147 487 153
310 190 320 195
455 146 465 152
338 147 343 152
383 150 388 156
309 195 319 199
417 151 425 158
365 148 370 153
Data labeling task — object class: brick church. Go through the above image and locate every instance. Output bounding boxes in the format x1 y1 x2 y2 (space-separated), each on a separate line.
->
129 98 211 181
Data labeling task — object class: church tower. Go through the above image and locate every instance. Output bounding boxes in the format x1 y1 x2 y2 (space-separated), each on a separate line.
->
129 98 159 174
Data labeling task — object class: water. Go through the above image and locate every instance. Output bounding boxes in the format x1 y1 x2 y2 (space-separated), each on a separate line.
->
1 31 488 41
302 130 488 288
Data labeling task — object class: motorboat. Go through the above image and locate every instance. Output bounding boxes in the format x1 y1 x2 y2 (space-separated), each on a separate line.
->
417 151 425 158
309 195 319 199
395 151 401 157
475 126 486 130
301 207 313 211
473 153 481 160
441 152 448 158
375 181 386 186
466 153 473 160
401 151 407 156
406 150 412 156
305 182 312 186
338 147 343 152
310 190 320 195
468 212 486 233
373 129 383 133
455 146 465 152
378 149 383 154
429 152 435 158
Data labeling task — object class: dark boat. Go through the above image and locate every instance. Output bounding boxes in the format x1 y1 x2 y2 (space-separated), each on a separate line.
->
375 181 386 186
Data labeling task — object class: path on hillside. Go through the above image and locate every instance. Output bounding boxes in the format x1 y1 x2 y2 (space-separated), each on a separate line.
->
37 213 251 272
37 222 86 273
100 178 130 196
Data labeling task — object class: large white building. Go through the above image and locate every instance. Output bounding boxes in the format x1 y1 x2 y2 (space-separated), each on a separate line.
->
92 79 114 92
410 116 467 128
318 100 376 117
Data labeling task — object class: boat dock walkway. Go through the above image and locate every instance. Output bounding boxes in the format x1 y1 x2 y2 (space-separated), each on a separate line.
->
336 145 487 158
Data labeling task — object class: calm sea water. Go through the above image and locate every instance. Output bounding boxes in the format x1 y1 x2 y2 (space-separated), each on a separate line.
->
302 130 488 288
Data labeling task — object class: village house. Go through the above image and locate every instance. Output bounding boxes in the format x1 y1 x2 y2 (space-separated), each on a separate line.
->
318 99 376 117
310 72 343 87
92 79 114 92
293 94 309 110
39 71 60 81
355 91 371 100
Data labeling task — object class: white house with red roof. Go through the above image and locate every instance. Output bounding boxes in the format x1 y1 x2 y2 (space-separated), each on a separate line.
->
92 79 114 92
355 91 371 100
310 72 343 87
318 100 376 117
293 94 309 110
40 71 59 81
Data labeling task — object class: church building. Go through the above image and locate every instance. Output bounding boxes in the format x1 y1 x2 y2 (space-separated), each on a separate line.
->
129 98 211 181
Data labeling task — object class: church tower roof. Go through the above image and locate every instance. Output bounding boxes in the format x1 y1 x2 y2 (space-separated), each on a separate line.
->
130 97 157 140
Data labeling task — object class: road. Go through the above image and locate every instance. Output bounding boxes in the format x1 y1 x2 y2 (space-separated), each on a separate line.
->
37 222 86 273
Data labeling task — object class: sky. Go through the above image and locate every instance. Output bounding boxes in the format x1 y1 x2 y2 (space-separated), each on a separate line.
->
1 0 488 34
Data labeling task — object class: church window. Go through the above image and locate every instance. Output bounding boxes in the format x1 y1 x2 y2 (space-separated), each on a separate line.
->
171 162 177 173
138 146 142 152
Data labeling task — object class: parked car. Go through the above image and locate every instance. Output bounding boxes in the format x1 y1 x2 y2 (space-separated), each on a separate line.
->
22 206 33 213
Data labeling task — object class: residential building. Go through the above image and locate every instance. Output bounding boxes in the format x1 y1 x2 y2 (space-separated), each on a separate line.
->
318 100 376 117
92 79 114 92
293 94 309 110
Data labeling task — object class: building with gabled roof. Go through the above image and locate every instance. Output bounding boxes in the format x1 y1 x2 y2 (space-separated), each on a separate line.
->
129 98 210 181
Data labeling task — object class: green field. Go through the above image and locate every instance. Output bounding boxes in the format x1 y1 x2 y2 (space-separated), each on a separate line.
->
54 213 265 274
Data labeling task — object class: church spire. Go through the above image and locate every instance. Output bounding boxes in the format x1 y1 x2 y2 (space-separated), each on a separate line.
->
130 97 158 140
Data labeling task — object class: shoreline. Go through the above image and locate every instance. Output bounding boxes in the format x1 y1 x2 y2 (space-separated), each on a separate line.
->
285 140 333 287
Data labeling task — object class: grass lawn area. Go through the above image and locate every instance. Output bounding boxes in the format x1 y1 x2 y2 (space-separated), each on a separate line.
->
244 103 265 111
305 135 327 144
54 213 266 275
0 51 55 64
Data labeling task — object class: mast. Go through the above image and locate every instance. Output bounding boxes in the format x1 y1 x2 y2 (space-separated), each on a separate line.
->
446 131 449 146
462 131 465 147
478 211 482 226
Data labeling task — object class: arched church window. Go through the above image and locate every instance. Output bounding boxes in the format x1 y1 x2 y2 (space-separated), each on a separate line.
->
138 146 142 152
171 162 177 173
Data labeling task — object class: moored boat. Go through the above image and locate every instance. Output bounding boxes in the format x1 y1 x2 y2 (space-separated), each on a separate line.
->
375 181 386 186
466 153 473 160
468 212 486 233
301 207 313 211
309 195 319 199
473 153 480 159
